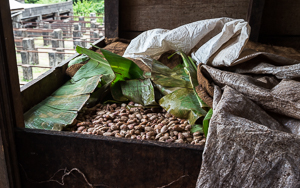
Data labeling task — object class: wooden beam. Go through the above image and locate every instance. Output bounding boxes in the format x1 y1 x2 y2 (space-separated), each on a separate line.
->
0 0 24 187
105 0 119 38
247 0 266 42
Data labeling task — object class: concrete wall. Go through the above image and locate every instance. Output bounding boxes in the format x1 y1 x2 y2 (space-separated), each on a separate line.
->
22 1 73 20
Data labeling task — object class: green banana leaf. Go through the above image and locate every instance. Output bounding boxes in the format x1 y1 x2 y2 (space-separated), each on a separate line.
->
68 54 89 67
72 59 115 84
53 75 102 96
190 124 204 134
111 81 129 102
76 46 144 83
24 102 77 131
203 108 213 137
76 46 146 103
100 48 144 83
159 88 207 125
76 46 110 67
179 52 208 108
150 60 191 92
121 79 157 106
24 75 101 130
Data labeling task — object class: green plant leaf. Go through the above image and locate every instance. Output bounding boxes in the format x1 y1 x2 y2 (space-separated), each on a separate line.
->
100 48 144 83
150 60 191 95
203 108 213 137
121 79 157 106
76 46 110 67
159 88 207 125
190 124 204 134
179 52 208 108
72 59 115 84
111 81 129 102
68 54 90 67
24 75 102 130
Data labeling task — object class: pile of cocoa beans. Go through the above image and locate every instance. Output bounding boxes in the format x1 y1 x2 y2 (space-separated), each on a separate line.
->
72 102 205 145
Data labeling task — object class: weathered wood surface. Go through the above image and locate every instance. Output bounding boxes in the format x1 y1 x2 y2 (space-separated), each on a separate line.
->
247 0 266 42
105 0 119 38
0 133 10 188
119 0 250 39
0 0 24 187
259 36 300 50
258 0 300 49
260 0 300 36
15 128 203 188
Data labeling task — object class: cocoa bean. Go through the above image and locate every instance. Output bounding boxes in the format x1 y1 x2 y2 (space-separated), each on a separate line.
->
103 132 113 136
77 126 85 132
161 125 168 133
145 127 154 132
175 139 184 143
115 133 123 138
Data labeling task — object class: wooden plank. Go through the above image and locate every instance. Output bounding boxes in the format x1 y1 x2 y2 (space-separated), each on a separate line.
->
21 38 106 113
260 0 300 36
119 31 143 40
258 35 300 49
119 0 250 34
0 0 24 187
0 132 10 188
105 0 119 38
15 128 203 188
247 0 266 41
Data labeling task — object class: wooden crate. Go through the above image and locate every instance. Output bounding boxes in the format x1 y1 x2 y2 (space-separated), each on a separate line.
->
14 0 257 187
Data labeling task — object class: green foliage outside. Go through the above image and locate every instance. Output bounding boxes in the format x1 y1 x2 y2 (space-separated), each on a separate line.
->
24 0 39 3
73 0 104 16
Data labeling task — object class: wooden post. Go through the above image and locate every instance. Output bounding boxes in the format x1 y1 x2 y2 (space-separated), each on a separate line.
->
12 13 22 29
95 23 100 29
91 20 97 29
105 0 119 38
73 23 82 48
22 38 38 65
20 51 29 64
69 11 74 21
51 39 59 49
15 28 28 38
20 51 33 80
62 19 69 37
56 48 65 65
54 11 60 20
81 37 87 48
90 13 96 22
52 29 64 49
36 15 43 28
79 16 86 33
247 0 266 42
43 22 51 46
48 52 57 66
0 0 24 187
14 29 27 50
22 64 33 81
74 39 82 48
91 30 99 42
